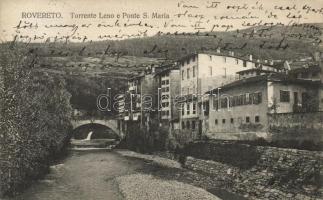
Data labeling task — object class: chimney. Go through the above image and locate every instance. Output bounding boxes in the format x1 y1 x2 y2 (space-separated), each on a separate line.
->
249 54 253 61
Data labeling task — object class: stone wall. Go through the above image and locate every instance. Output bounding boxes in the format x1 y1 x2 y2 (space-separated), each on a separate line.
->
268 111 323 143
168 129 200 148
182 141 322 200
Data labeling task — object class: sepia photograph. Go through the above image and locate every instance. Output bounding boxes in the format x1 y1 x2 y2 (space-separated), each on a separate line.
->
0 0 322 199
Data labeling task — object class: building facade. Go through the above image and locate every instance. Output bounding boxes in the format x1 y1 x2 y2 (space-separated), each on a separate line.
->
178 51 283 140
204 74 321 140
155 67 181 129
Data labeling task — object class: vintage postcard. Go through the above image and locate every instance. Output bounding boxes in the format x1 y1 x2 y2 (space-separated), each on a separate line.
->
0 0 322 199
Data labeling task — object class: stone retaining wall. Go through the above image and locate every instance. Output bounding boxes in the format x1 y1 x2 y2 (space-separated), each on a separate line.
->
182 141 322 200
268 111 323 143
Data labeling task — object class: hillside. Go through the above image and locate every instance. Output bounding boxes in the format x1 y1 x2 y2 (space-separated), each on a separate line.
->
29 23 322 60
9 23 320 79
2 23 322 113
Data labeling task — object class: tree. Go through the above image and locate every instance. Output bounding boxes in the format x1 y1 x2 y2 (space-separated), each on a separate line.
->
0 44 72 196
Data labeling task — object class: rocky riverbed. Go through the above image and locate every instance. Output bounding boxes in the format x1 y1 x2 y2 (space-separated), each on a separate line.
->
5 149 223 200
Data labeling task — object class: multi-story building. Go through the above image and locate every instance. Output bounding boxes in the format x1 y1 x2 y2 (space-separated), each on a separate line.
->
124 74 143 121
154 65 181 129
203 72 321 140
178 51 284 139
116 74 142 134
118 64 175 133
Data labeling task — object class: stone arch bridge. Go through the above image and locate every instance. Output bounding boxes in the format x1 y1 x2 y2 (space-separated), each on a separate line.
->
71 118 124 138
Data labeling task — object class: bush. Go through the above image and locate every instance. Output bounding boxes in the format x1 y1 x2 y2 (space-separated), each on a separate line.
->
0 44 72 196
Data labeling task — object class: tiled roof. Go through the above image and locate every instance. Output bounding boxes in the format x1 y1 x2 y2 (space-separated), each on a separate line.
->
288 63 320 73
206 73 320 94
236 68 278 74
177 51 285 69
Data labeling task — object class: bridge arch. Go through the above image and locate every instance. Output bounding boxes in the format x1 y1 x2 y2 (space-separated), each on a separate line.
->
71 119 124 139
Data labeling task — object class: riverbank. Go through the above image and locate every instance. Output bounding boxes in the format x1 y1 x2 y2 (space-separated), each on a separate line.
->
5 150 222 200
115 146 322 200
4 146 321 200
115 149 246 200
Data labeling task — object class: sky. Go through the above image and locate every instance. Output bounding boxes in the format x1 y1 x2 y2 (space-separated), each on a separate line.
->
0 0 322 42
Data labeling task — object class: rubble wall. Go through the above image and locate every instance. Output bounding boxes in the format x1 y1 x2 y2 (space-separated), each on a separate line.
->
183 141 322 199
268 111 323 143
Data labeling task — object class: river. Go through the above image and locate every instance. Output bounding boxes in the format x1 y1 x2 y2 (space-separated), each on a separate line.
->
6 148 247 200
9 150 145 200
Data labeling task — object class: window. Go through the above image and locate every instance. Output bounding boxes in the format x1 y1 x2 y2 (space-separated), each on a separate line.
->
186 121 190 129
215 119 218 125
294 92 299 104
222 119 226 124
182 70 184 80
255 116 260 123
182 104 185 116
182 121 185 129
193 103 196 114
243 60 247 67
192 121 196 130
245 93 250 104
209 66 212 76
192 56 196 62
252 92 262 104
165 80 169 85
242 94 247 105
162 94 169 99
187 103 190 115
238 95 244 106
231 118 234 124
203 102 209 116
161 80 165 85
162 102 169 107
280 90 290 102
187 68 190 79
246 116 250 123
193 66 196 77
166 110 169 116
232 96 238 107
221 98 228 108
213 99 219 111
226 96 231 107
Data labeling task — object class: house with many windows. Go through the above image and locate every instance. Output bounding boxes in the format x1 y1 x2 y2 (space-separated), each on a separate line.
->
117 63 178 133
154 65 181 129
116 51 323 144
204 73 321 140
177 51 285 140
